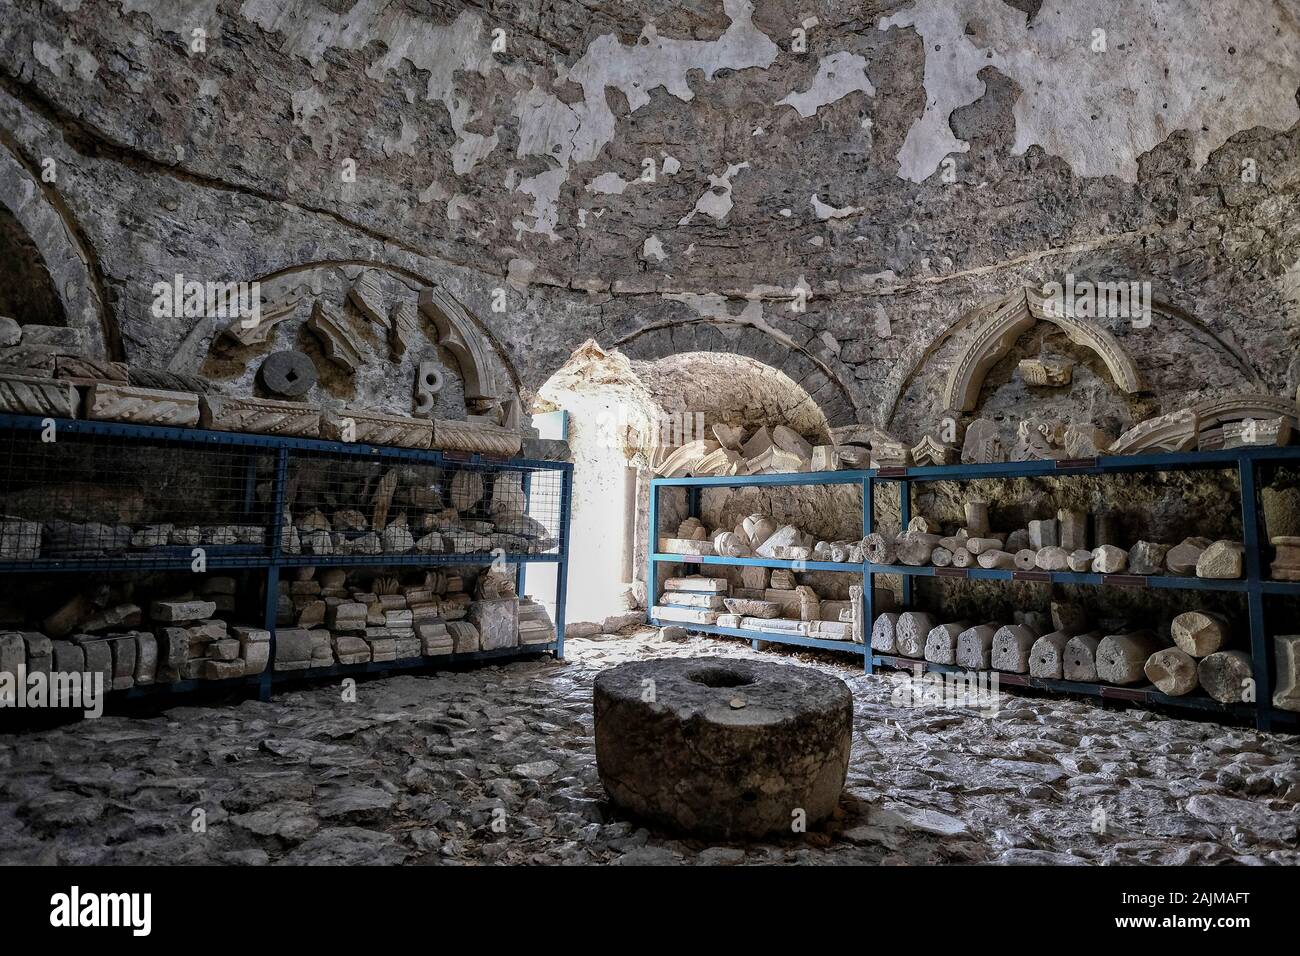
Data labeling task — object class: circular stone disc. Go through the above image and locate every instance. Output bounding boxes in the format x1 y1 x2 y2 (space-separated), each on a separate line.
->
594 656 852 838
258 350 318 397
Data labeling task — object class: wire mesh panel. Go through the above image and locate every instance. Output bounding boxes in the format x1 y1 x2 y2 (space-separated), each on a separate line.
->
0 426 278 571
280 449 565 563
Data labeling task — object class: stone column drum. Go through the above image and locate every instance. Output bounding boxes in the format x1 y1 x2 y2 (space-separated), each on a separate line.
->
594 657 852 839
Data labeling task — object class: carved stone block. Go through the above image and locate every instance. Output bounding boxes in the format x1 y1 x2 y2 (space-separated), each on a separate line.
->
307 301 363 373
199 395 321 437
0 374 78 417
55 355 129 384
1018 358 1073 386
960 418 1003 463
433 418 523 456
84 383 200 426
321 409 433 449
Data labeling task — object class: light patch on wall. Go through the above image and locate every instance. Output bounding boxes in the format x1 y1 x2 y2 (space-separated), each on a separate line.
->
240 1 501 175
679 162 750 225
32 39 100 81
122 0 222 35
511 0 778 238
810 194 861 220
641 235 667 262
777 50 875 118
880 0 1300 183
587 173 632 195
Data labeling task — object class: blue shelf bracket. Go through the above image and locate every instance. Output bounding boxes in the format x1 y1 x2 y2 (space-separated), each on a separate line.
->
1238 456 1272 731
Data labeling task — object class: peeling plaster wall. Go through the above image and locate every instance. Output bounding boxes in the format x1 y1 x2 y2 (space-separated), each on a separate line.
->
0 0 1298 435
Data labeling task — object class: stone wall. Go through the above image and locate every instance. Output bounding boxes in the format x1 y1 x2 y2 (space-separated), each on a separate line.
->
1 0 1298 435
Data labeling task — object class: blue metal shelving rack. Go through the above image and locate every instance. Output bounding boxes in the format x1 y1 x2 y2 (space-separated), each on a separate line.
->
648 445 1300 731
0 413 572 703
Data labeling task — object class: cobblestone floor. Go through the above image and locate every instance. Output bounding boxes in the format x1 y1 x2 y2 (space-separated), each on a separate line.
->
1 630 1297 865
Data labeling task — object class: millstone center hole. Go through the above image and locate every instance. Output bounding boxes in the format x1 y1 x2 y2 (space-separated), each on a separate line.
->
686 667 754 689
285 370 298 382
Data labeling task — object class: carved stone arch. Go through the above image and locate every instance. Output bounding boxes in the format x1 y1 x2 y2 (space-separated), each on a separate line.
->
888 284 1264 427
0 136 116 358
197 259 523 418
610 319 861 428
942 287 1144 412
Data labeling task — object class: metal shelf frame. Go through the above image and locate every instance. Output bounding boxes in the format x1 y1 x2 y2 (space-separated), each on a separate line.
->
0 414 573 703
648 444 1300 731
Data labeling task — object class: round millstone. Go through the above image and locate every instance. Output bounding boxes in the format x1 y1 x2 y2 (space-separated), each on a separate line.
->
258 350 318 397
594 657 852 839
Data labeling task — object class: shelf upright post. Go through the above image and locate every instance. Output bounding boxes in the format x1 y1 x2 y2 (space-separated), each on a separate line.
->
260 445 290 701
687 485 701 521
515 469 532 599
898 476 912 610
647 477 660 626
862 472 873 674
1238 453 1272 731
554 463 574 660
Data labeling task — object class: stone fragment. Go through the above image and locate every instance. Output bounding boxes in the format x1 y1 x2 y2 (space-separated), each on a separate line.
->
132 632 158 685
1096 631 1162 685
976 549 1016 570
1055 509 1086 552
273 628 313 666
861 533 896 566
448 621 480 654
1166 536 1212 575
55 355 129 384
930 546 953 566
1091 545 1127 573
1109 408 1199 455
664 576 729 593
1197 650 1254 704
1222 416 1290 448
434 418 524 456
1034 546 1069 571
1273 635 1300 712
307 300 363 372
1269 535 1300 581
923 621 969 665
950 547 973 568
955 624 997 669
895 532 940 566
1018 357 1073 386
910 435 958 466
322 409 433 449
1145 647 1199 696
1027 519 1058 550
1196 540 1244 579
870 612 898 653
1127 540 1169 575
109 635 136 690
1067 549 1092 572
1063 633 1103 682
200 395 320 437
964 536 1004 555
84 383 200 426
894 611 936 658
964 501 990 536
0 374 78 417
1028 631 1073 679
754 525 803 559
151 600 216 623
1170 610 1229 657
0 317 19 347
960 419 1003 463
991 625 1039 673
1062 423 1112 457
79 603 141 633
468 599 518 651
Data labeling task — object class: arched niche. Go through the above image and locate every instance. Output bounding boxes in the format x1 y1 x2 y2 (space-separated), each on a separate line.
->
0 140 113 357
943 287 1143 413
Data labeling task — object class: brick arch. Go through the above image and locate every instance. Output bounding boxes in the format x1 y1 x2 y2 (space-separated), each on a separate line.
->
610 320 860 427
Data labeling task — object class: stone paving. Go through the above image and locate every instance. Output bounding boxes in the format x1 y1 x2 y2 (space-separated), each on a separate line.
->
1 630 1297 865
